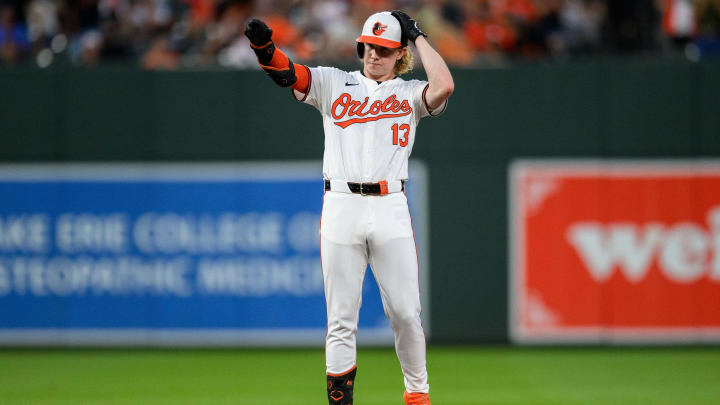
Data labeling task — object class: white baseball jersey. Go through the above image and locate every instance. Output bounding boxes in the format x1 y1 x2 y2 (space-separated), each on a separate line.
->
294 65 447 396
294 67 447 183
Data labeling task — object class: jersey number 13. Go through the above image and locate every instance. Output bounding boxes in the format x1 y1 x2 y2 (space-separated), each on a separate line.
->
392 123 410 147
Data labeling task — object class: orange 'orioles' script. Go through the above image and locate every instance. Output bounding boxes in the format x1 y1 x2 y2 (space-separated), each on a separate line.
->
332 93 412 128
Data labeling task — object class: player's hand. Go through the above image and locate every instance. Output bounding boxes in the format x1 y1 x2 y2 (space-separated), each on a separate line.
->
391 10 427 42
244 18 273 46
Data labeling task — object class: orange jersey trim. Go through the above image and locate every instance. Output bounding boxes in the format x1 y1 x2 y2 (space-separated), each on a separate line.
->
422 83 447 116
422 84 431 112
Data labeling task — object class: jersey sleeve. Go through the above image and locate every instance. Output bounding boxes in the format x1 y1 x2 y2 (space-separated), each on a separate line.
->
410 80 449 119
292 66 345 114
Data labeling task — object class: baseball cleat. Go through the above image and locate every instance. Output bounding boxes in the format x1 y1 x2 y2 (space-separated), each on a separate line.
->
403 391 431 405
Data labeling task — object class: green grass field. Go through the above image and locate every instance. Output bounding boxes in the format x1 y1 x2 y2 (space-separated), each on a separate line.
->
1 347 719 405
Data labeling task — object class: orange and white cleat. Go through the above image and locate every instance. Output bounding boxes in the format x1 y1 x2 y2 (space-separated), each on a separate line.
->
403 391 431 405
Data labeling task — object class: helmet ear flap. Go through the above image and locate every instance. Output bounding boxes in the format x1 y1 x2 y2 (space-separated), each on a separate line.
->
357 42 364 58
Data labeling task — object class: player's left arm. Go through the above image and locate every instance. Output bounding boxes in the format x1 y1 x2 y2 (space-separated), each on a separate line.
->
414 36 454 110
391 10 454 111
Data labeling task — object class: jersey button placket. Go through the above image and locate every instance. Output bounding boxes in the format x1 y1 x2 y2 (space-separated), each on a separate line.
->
362 116 375 183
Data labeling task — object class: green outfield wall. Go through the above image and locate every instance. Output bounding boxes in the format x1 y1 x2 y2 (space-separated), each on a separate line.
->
2 61 720 342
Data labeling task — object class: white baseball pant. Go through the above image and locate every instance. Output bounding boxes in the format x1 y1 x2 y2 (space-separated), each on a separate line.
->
320 189 429 393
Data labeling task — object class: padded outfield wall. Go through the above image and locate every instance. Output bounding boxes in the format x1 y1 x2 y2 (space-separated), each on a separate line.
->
1 60 720 343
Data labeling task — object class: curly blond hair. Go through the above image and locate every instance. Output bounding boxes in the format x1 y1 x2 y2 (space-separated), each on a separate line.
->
394 48 414 75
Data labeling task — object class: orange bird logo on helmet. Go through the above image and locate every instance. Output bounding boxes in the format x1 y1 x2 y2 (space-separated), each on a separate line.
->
372 22 387 36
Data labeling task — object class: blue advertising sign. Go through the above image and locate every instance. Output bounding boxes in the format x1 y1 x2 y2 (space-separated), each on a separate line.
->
0 163 428 346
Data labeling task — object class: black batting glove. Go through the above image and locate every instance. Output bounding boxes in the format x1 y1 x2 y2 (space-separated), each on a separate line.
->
245 18 275 65
244 18 273 46
391 10 427 43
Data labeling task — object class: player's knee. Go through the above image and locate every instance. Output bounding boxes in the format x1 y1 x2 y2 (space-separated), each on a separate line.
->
327 317 358 337
389 307 421 328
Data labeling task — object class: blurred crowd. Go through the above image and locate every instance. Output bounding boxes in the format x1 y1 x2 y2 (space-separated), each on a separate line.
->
1 0 720 69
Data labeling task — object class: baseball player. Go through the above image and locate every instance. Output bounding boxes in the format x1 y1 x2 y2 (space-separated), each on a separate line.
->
245 10 453 405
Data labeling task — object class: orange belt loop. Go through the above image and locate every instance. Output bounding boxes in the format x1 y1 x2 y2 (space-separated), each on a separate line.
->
379 180 389 195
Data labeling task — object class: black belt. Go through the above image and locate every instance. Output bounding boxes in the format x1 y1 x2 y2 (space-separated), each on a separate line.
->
324 180 404 195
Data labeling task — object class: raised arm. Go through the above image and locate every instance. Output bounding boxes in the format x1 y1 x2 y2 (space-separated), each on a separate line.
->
244 19 310 94
391 11 454 111
413 36 454 110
